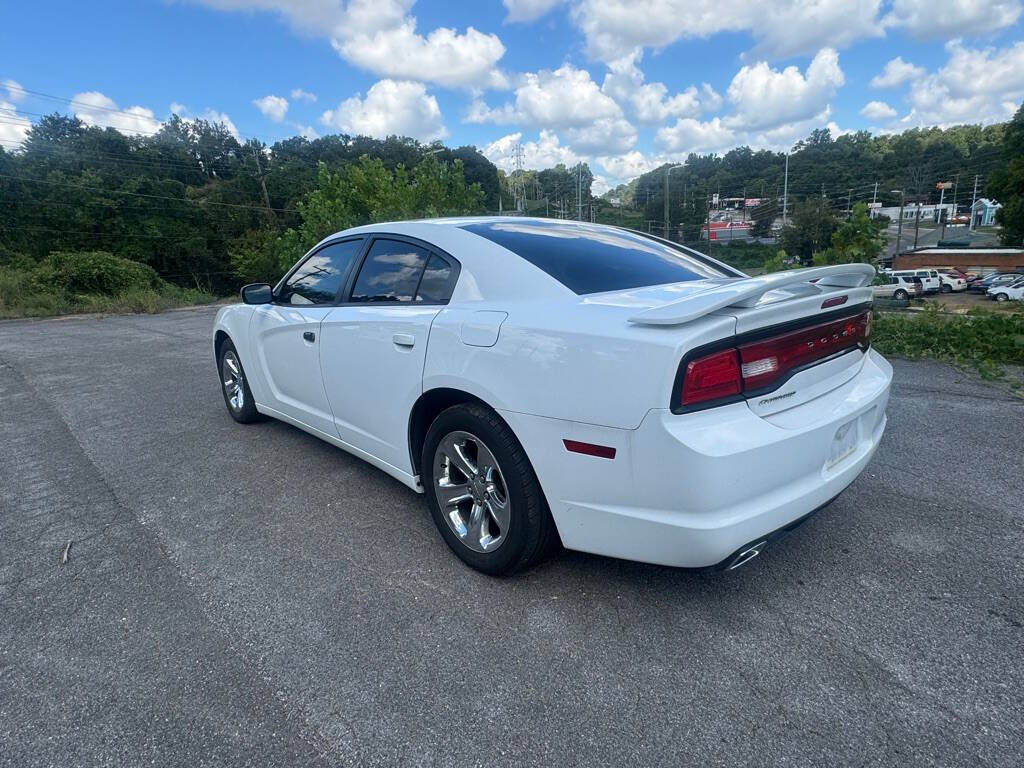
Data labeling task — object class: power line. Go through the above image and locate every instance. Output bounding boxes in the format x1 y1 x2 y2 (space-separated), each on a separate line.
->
0 173 295 214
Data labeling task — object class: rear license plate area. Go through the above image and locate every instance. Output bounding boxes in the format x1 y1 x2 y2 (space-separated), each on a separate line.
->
826 418 858 469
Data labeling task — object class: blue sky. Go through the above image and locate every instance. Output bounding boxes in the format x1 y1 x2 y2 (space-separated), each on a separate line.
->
2 0 1023 190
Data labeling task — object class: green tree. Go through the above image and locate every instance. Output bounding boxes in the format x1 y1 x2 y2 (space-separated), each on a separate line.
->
814 202 887 265
763 249 797 273
779 201 837 262
987 102 1024 245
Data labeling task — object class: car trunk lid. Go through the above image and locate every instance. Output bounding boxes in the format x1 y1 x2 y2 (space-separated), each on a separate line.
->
617 265 876 421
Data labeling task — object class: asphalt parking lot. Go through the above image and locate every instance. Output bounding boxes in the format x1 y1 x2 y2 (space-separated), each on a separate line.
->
1 306 1022 767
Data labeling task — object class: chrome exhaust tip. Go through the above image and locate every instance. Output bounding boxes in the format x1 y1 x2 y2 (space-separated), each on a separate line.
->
727 541 768 570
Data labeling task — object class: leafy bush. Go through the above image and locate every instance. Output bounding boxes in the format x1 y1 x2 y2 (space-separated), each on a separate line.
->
873 305 1024 380
0 250 215 319
33 250 161 295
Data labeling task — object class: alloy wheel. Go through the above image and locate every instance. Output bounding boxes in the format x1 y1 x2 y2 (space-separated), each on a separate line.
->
221 350 246 412
433 431 510 553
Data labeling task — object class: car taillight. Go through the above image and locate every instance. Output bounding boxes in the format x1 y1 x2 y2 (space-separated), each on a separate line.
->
678 310 872 409
680 348 741 406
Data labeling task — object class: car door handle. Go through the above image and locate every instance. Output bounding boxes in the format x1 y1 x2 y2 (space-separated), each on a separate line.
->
392 333 415 348
303 331 316 343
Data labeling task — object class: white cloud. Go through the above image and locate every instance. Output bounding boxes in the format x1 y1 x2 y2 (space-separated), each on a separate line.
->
898 40 1024 127
290 88 317 103
468 64 636 155
253 94 289 122
0 99 31 146
750 113 844 152
183 0 348 34
481 130 579 172
2 79 25 103
565 116 636 153
870 57 925 88
320 79 446 141
596 150 665 187
724 48 844 131
860 100 898 120
187 0 508 89
503 0 563 22
571 0 882 62
170 101 188 115
885 0 1021 39
335 20 508 89
468 64 619 126
656 117 736 154
601 50 720 123
71 91 162 135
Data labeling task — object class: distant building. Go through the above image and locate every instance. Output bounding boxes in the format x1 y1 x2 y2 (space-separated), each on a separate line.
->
870 202 956 222
971 198 1001 227
892 245 1024 275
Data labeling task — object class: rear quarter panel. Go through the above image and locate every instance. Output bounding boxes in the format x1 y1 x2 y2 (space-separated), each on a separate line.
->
423 301 736 429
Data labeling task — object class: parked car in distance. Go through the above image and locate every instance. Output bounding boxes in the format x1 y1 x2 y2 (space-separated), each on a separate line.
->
892 269 941 293
933 269 968 292
213 218 891 575
988 277 1024 302
874 275 922 301
969 272 1023 293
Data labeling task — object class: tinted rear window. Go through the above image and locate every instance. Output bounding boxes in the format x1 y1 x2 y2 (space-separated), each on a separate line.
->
459 220 732 295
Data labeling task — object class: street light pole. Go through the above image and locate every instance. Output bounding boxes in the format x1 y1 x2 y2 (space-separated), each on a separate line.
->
891 190 905 262
663 164 682 241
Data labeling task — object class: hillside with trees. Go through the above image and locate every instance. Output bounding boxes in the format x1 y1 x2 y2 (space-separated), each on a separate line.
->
1 108 1022 316
628 123 1009 245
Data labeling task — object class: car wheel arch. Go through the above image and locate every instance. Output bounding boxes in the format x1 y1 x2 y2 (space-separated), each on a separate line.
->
408 387 505 479
214 329 231 365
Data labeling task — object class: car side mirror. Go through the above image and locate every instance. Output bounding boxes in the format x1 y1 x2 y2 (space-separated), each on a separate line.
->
240 283 273 305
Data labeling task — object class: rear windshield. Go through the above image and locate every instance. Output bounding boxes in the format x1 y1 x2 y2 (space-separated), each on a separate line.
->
459 220 734 295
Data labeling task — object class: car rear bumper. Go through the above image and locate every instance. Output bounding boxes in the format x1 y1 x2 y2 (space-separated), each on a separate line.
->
502 349 892 569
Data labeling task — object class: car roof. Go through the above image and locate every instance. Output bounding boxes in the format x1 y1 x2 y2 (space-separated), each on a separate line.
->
312 217 738 302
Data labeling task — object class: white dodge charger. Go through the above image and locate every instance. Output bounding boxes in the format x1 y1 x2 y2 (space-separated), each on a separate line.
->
213 218 891 575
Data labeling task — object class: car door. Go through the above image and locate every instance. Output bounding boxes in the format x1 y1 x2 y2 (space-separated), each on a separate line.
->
248 238 365 435
318 236 459 474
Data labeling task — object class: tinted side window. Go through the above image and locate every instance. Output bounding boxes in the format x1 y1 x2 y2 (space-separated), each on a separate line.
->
415 254 454 303
278 240 362 305
351 239 429 303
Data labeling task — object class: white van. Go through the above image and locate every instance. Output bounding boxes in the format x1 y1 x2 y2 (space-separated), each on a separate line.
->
892 269 941 293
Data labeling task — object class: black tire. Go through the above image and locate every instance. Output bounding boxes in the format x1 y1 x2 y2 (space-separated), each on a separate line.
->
422 404 558 576
995 293 1009 302
218 339 260 424
894 289 908 301
941 283 952 293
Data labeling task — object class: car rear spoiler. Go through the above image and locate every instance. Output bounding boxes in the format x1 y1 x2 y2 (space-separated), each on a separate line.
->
627 264 877 326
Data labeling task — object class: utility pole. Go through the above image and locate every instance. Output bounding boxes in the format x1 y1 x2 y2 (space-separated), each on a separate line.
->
663 167 670 240
846 188 852 217
576 163 583 221
742 184 747 222
706 191 713 257
872 181 878 205
969 174 979 230
782 153 789 226
893 190 905 260
251 145 275 223
913 197 921 249
938 183 945 239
